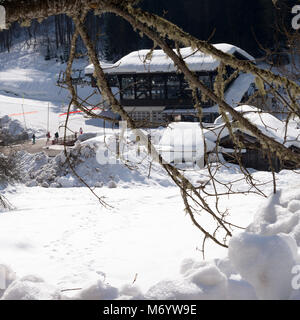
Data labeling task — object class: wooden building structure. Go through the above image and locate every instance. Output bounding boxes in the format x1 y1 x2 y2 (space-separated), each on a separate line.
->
84 44 255 125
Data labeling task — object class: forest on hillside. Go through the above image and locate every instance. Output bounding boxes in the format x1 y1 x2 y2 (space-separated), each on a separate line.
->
0 0 296 62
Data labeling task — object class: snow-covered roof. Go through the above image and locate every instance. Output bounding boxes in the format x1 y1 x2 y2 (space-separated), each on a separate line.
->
213 105 300 149
223 73 255 107
86 61 115 73
85 43 255 75
207 72 255 110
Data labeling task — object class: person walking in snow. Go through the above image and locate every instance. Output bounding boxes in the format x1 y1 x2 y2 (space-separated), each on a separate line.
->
32 133 36 145
54 131 59 143
79 127 83 135
46 131 51 145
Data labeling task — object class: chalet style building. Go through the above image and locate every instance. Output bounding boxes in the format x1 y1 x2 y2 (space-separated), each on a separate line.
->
84 44 255 124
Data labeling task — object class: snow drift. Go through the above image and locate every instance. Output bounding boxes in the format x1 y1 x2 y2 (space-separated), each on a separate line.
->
145 184 300 300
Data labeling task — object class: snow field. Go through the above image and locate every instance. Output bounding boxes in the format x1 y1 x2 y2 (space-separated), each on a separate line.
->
1 44 300 300
1 169 300 299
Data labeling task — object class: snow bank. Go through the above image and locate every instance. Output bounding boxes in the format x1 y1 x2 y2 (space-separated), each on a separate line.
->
0 266 143 300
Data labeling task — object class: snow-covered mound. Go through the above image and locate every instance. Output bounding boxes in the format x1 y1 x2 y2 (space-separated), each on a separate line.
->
1 275 61 300
0 115 30 145
145 184 300 300
16 136 172 188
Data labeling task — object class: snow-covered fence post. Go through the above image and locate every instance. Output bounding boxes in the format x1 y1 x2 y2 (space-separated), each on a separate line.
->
136 136 140 157
116 134 120 159
147 134 151 155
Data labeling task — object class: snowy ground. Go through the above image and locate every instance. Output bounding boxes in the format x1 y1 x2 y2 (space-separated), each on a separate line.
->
0 47 115 139
1 46 300 300
1 168 300 300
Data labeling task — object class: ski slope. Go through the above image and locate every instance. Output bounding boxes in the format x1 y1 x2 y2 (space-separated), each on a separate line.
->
0 47 115 138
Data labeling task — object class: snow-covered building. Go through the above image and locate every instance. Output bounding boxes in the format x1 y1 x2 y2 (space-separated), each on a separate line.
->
85 44 255 124
158 105 300 171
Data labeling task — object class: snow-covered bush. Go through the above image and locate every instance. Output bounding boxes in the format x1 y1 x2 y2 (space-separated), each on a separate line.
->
108 180 117 188
0 116 29 145
0 152 19 184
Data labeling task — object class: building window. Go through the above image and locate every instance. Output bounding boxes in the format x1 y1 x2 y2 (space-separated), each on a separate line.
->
121 76 135 100
130 111 151 121
198 74 211 88
152 111 165 122
197 73 214 106
225 66 235 79
136 75 151 100
167 75 180 99
151 75 166 99
181 78 193 99
91 76 97 88
107 75 118 87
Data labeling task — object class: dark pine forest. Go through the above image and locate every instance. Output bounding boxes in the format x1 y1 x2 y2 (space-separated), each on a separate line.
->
0 0 296 61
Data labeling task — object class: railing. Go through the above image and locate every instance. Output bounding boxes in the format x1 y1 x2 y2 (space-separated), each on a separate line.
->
52 134 77 146
56 70 92 87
